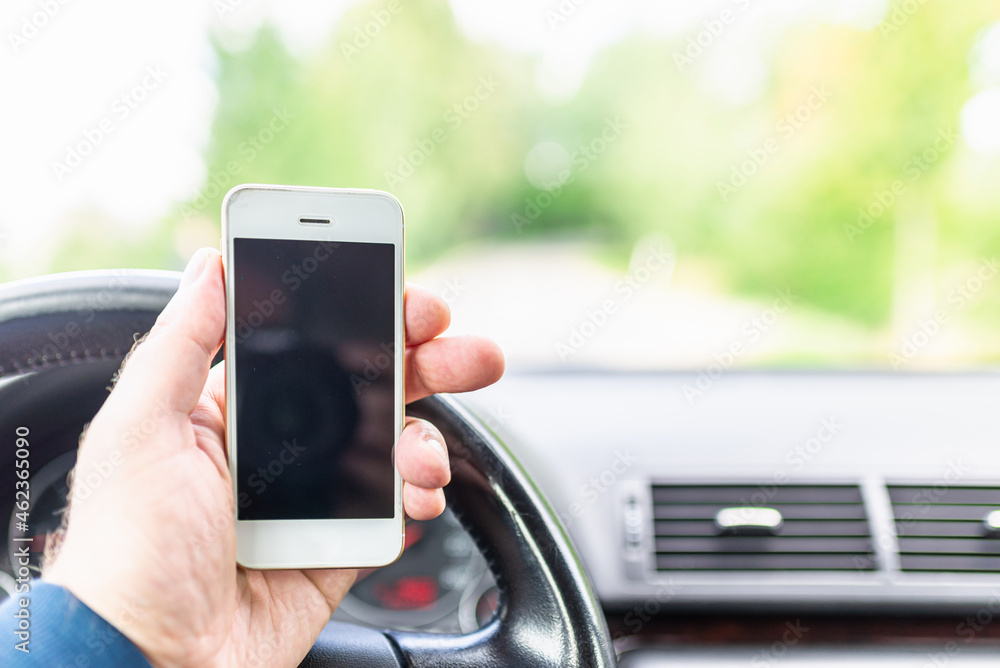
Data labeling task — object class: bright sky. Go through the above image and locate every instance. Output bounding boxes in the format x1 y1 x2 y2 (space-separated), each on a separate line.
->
1 0 995 281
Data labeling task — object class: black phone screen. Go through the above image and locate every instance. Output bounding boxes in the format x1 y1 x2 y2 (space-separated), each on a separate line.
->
233 237 396 521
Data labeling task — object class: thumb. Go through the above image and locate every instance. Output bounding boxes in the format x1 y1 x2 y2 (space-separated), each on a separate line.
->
100 248 226 436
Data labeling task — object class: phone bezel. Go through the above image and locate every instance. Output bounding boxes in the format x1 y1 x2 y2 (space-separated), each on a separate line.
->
221 183 405 569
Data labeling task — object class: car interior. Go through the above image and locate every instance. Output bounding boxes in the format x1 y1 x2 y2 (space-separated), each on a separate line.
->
3 272 1000 666
4 1 1000 666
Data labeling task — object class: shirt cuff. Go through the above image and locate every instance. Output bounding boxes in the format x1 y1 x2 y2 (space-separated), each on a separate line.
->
1 580 153 667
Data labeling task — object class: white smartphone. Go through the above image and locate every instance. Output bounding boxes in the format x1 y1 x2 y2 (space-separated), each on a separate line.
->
221 184 405 569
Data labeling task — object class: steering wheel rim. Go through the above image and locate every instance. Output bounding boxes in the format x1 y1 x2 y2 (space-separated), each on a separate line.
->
0 269 617 668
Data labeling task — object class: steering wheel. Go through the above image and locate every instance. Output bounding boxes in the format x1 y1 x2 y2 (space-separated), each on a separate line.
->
0 269 617 668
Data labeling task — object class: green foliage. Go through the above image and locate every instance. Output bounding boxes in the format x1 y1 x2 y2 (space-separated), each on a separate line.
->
57 0 1000 353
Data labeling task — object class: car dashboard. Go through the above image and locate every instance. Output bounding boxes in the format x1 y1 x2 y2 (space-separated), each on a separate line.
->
4 368 1000 666
463 370 1000 666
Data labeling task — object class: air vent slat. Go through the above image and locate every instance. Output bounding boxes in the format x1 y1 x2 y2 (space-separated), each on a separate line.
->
898 538 1000 555
650 484 875 572
888 484 1000 573
896 521 989 538
652 485 862 505
656 553 875 571
892 504 999 521
888 486 1000 505
899 554 1000 573
654 519 870 537
656 537 872 553
653 503 865 521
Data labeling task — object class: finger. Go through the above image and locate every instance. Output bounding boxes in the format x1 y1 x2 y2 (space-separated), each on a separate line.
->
395 417 450 489
200 362 226 420
187 362 228 474
405 283 450 345
85 249 225 455
117 248 224 414
406 335 504 403
403 484 446 521
295 568 358 616
200 285 464 418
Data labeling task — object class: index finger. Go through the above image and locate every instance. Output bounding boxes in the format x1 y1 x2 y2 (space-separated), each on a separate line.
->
405 283 451 346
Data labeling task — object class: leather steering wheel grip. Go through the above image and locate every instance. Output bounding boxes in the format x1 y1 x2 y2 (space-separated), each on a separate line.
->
0 270 617 668
350 394 616 668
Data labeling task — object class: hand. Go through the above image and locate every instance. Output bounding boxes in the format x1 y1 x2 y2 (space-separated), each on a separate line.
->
43 247 504 667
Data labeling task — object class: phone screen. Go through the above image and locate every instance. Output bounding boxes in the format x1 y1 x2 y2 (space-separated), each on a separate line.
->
232 237 396 521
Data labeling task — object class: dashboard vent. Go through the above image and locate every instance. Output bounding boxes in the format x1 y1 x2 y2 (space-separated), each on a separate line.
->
651 484 875 571
889 484 1000 573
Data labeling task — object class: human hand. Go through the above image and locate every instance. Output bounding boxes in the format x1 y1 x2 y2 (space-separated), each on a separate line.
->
43 247 504 667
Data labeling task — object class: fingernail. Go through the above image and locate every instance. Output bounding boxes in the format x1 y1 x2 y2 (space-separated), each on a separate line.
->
426 438 448 466
179 248 208 290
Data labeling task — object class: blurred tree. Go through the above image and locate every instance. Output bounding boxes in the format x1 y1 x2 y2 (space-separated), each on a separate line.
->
73 0 998 359
574 2 1000 327
177 0 536 264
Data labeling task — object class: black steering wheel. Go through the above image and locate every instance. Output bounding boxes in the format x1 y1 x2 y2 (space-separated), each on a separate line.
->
0 269 617 668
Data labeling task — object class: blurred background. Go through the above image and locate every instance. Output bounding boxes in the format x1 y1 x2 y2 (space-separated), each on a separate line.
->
2 0 1000 370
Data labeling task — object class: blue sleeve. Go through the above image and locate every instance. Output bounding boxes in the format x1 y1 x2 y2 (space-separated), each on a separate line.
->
1 580 152 667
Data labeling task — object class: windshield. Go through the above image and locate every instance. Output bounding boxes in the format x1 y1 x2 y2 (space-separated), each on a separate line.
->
3 0 999 371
